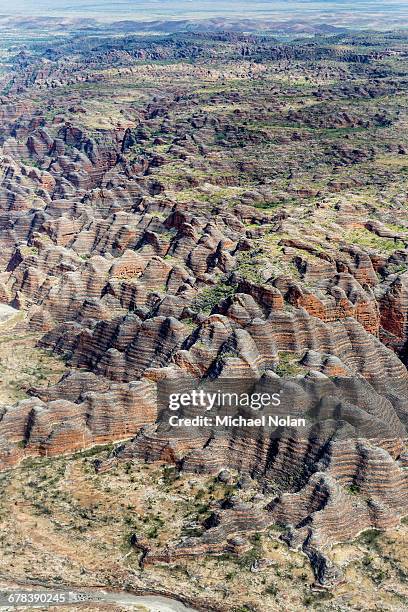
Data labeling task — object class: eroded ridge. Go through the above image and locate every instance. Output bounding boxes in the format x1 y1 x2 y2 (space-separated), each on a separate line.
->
0 28 407 604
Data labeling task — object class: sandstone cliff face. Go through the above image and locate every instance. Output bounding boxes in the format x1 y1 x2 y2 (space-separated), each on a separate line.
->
0 29 407 588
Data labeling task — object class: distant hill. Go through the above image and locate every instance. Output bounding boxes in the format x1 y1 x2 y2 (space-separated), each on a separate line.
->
0 15 347 34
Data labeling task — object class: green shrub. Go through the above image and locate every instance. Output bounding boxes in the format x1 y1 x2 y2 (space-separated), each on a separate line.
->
193 283 236 313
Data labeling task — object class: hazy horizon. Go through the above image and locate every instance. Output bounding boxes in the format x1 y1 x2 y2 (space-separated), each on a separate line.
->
0 0 407 24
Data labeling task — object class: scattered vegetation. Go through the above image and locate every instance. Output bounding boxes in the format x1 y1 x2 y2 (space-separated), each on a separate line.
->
193 282 236 313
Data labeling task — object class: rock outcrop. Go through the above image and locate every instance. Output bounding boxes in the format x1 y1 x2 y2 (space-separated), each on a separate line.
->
0 27 407 588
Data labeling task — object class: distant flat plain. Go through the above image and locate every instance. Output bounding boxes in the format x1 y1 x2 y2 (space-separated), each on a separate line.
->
0 0 407 28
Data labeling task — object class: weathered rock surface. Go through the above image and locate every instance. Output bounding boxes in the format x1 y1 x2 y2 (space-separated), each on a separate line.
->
0 27 407 588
